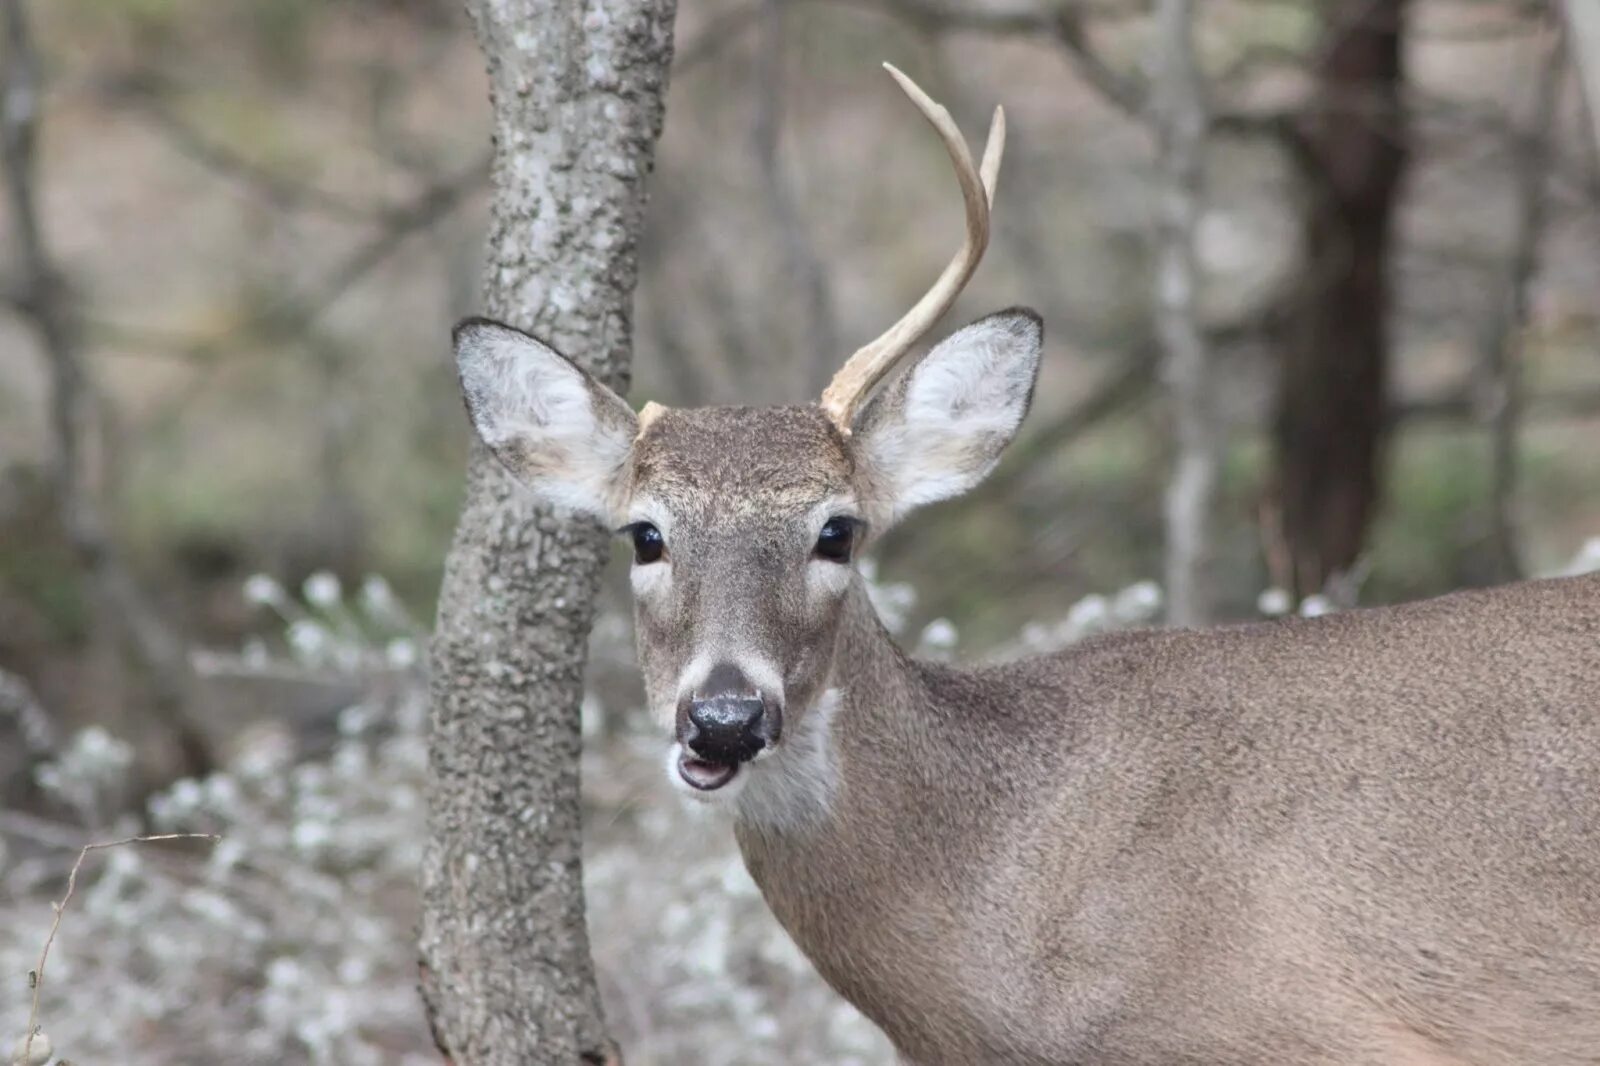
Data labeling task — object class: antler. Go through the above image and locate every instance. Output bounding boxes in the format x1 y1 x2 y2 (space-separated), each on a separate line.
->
818 63 1006 432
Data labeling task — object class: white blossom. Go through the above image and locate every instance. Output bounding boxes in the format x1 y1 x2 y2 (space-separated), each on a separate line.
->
1112 581 1163 623
1257 587 1293 617
383 638 417 670
242 574 287 609
1066 593 1110 634
302 571 343 609
1299 594 1334 618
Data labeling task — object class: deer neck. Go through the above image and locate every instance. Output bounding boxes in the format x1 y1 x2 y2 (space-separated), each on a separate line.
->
731 577 1010 1045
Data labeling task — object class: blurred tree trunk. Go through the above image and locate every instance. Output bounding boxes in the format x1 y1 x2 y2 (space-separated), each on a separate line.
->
1151 0 1217 626
3 0 212 781
419 3 675 1064
1565 0 1600 151
1271 0 1411 599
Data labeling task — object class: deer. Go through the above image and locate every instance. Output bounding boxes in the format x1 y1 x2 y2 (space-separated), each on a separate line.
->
452 64 1600 1066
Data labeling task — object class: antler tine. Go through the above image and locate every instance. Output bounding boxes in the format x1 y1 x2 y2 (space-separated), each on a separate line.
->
818 63 1006 432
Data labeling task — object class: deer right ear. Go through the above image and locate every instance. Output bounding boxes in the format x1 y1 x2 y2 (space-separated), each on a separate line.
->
850 309 1042 526
453 318 638 520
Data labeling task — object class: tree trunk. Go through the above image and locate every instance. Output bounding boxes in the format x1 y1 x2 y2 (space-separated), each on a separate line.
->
1271 0 1409 599
1151 0 1217 627
419 4 675 1064
1564 0 1600 153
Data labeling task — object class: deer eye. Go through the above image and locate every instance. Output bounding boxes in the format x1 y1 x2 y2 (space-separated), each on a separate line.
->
814 517 856 564
626 522 665 565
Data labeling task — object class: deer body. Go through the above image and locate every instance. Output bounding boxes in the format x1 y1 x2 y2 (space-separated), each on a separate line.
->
452 65 1600 1065
736 575 1600 1065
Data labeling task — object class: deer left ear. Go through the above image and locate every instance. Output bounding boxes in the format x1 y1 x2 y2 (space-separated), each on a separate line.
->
453 317 638 519
851 308 1042 525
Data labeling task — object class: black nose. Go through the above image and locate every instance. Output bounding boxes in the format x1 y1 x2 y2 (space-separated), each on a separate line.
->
679 662 776 764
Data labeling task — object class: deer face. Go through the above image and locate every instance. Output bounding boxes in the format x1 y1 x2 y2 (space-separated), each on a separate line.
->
454 310 1041 807
452 64 1040 813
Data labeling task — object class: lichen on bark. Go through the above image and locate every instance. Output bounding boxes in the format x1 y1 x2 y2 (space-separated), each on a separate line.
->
419 3 676 1063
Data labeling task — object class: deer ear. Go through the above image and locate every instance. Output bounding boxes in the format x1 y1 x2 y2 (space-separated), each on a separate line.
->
454 317 638 519
851 309 1042 525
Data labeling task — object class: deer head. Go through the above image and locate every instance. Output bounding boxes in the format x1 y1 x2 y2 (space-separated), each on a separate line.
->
454 66 1042 808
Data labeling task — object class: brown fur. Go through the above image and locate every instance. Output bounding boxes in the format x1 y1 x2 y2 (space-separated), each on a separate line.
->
629 405 855 516
736 573 1600 1065
453 313 1600 1065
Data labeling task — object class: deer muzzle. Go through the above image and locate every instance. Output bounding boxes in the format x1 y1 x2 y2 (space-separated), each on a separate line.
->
676 662 781 791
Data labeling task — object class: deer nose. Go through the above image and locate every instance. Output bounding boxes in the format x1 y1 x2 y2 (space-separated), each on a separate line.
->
679 662 777 763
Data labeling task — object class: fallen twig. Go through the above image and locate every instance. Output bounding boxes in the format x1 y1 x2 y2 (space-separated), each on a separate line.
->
17 832 219 1065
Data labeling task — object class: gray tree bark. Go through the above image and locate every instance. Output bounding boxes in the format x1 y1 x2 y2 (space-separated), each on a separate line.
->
419 4 676 1064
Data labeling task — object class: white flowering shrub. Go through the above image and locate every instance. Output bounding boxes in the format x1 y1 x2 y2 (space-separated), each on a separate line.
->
4 690 437 1065
998 579 1165 658
32 727 135 830
1 570 892 1066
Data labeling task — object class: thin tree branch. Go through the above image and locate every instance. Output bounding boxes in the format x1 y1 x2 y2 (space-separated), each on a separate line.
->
20 832 219 1063
974 345 1160 502
88 153 489 437
125 90 386 224
1049 1 1147 118
305 155 491 320
965 302 1284 508
837 0 1303 150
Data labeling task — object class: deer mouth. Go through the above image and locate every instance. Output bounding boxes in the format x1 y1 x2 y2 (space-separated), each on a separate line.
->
677 751 741 791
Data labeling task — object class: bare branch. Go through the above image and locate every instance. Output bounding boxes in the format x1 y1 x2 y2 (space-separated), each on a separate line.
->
973 346 1159 503
962 292 1284 510
835 0 1303 153
1050 1 1147 118
20 833 220 1064
124 90 385 223
308 156 491 319
838 0 1148 115
88 150 489 438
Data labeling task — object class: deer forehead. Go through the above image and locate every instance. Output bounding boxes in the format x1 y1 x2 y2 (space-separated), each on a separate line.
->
626 405 857 520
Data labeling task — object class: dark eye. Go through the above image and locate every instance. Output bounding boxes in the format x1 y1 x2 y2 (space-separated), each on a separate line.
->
814 517 856 564
627 522 665 565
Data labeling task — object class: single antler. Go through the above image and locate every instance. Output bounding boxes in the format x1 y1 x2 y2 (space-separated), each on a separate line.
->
818 63 1006 432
